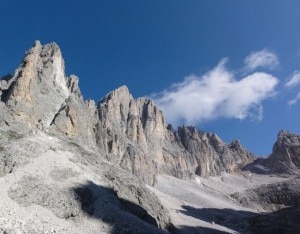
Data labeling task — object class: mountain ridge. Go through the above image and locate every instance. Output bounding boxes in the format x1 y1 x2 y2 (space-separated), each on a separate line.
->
0 41 259 185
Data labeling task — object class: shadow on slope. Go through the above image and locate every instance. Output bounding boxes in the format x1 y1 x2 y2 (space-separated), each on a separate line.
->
242 158 271 175
72 181 168 233
180 205 300 233
247 205 300 233
172 226 228 234
180 206 255 233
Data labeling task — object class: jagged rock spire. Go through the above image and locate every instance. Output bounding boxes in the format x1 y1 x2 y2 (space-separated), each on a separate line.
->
2 41 70 129
267 130 300 173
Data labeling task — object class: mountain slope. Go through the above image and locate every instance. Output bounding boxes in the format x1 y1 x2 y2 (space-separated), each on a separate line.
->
0 130 172 233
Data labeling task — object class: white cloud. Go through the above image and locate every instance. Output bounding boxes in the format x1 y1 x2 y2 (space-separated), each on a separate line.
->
244 49 279 71
288 92 300 106
151 59 279 125
285 71 300 88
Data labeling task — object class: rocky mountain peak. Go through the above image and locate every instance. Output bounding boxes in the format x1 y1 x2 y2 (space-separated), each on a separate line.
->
27 40 42 56
98 85 165 137
109 85 131 97
98 85 133 125
267 130 300 173
101 85 132 104
277 130 300 145
1 41 70 130
67 75 82 99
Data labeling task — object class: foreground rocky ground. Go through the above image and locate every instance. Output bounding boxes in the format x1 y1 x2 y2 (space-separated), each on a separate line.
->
0 129 299 233
0 130 172 233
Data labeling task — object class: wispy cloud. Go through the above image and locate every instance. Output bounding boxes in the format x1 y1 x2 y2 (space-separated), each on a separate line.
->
244 49 279 71
288 92 300 106
151 58 279 125
285 71 300 88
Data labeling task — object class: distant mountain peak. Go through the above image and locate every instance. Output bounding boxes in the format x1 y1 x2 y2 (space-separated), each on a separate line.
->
266 130 300 173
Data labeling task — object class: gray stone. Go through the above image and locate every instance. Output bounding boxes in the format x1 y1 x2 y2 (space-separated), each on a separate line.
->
8 175 82 219
267 130 300 173
49 168 80 181
0 129 50 176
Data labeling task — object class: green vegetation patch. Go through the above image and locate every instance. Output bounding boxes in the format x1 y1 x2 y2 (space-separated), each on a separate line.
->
6 130 23 140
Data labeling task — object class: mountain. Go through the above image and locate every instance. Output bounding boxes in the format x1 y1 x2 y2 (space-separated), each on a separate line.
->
0 41 255 184
0 41 299 233
244 130 300 175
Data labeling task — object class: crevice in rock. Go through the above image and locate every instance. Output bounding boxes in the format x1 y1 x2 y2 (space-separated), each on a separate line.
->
0 81 15 103
141 100 151 130
8 161 16 174
49 96 71 127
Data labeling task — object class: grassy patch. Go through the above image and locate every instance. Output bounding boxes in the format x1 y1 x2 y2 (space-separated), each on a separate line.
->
68 141 82 149
6 130 23 140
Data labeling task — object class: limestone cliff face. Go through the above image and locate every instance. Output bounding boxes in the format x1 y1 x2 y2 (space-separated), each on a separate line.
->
174 127 255 176
267 130 300 173
0 41 98 147
96 86 181 184
3 41 70 129
49 75 98 147
1 41 256 184
96 87 255 184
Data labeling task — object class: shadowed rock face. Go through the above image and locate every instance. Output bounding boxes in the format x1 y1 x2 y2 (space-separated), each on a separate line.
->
267 130 300 173
0 41 256 184
230 177 300 212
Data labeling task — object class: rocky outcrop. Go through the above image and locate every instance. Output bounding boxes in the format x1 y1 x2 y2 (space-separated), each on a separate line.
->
1 41 255 185
267 130 300 174
231 177 300 212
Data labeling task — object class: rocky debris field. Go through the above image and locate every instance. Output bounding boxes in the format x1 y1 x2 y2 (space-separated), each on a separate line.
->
0 130 172 233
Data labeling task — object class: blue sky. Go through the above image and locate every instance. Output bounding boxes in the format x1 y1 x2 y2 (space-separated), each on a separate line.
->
1 1 300 156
